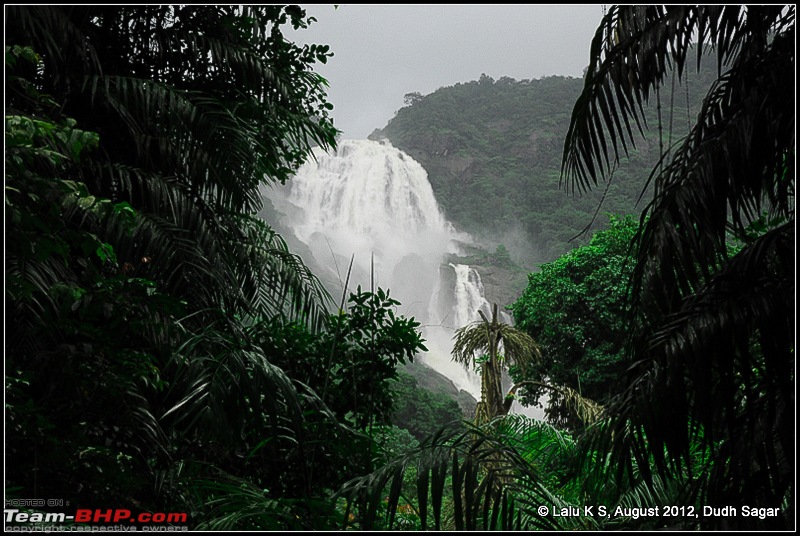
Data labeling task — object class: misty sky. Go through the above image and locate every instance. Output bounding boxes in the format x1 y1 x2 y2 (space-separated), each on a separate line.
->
296 5 606 139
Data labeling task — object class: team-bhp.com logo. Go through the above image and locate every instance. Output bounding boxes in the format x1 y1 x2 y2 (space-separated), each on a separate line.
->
74 510 187 524
5 508 188 529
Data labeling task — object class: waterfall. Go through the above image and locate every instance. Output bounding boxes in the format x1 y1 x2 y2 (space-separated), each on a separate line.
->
421 263 492 398
449 263 491 327
265 139 499 400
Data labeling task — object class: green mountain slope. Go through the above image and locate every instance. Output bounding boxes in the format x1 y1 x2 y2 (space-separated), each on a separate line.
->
371 67 718 266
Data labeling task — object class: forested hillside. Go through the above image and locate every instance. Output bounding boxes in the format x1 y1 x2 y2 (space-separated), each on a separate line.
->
372 66 718 265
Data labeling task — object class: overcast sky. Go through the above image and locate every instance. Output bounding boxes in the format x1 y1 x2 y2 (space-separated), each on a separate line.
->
295 4 606 139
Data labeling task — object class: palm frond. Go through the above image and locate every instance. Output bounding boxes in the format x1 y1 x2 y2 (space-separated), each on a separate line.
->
452 323 490 369
452 312 540 370
337 417 595 531
495 324 542 372
513 381 604 426
160 327 305 442
637 223 793 498
561 5 794 521
7 6 338 320
630 27 794 316
192 473 297 530
562 5 792 193
231 215 333 330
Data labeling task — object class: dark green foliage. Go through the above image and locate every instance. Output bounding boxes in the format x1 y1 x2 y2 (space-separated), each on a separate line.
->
563 5 794 527
510 215 637 429
490 244 513 268
390 373 464 440
6 50 182 507
253 287 427 431
5 7 389 529
370 425 420 467
6 5 336 329
150 287 425 522
324 287 427 429
338 415 588 531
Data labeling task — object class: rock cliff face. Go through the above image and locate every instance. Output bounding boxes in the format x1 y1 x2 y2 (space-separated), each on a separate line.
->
403 361 477 419
443 241 531 318
473 264 528 313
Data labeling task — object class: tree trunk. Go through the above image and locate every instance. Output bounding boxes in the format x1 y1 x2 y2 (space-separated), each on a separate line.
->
475 303 506 422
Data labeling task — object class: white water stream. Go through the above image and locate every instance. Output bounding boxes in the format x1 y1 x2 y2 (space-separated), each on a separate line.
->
266 139 531 409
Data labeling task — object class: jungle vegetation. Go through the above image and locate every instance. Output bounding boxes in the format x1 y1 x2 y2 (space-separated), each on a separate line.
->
5 4 794 531
5 6 425 529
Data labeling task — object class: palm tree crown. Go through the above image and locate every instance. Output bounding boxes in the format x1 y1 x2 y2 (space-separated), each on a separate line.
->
452 303 540 423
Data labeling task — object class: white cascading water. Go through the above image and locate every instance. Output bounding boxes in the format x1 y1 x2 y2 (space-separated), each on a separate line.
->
449 263 492 328
266 139 511 402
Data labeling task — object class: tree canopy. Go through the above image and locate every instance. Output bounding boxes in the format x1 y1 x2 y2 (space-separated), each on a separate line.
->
511 214 637 429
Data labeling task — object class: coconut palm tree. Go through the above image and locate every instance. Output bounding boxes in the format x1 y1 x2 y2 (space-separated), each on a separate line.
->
562 5 794 524
452 303 540 423
453 304 601 426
